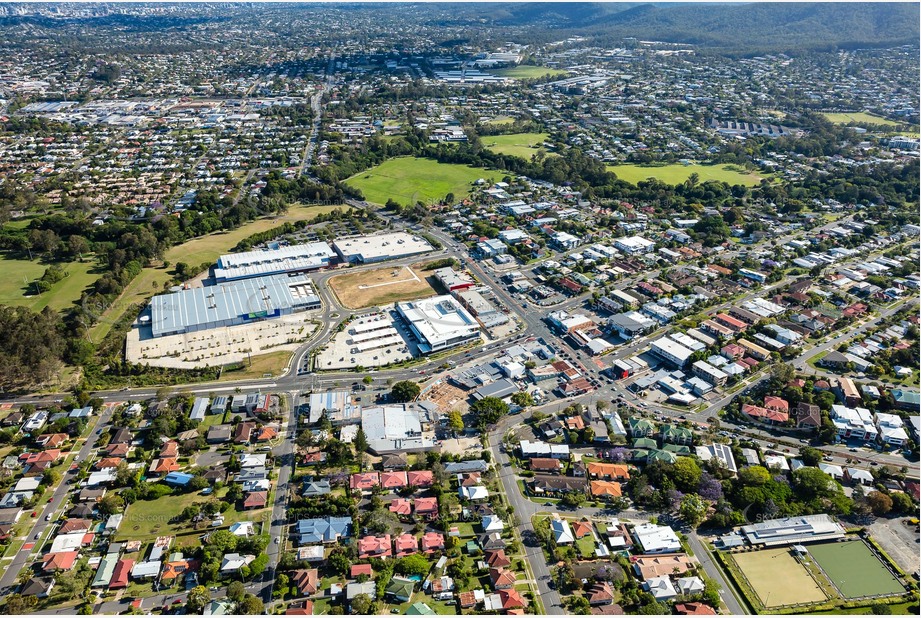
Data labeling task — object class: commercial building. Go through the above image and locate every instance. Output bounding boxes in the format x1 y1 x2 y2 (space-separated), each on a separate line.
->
650 338 695 368
213 242 336 282
148 274 320 338
608 311 657 339
333 232 433 264
614 236 656 255
455 289 508 329
434 268 475 292
361 404 438 454
396 296 480 354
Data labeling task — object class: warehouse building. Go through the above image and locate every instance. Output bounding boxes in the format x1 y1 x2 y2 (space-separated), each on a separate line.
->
148 274 320 338
213 242 337 282
333 232 433 264
361 404 438 454
307 391 359 425
396 296 481 354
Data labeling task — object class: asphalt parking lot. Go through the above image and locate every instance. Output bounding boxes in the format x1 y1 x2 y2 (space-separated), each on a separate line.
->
869 516 920 576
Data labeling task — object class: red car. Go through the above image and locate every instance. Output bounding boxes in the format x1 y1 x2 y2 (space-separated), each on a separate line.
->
30 511 37 518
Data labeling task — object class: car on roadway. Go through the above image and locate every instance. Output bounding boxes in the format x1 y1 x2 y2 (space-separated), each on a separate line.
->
45 514 51 521
849 448 859 452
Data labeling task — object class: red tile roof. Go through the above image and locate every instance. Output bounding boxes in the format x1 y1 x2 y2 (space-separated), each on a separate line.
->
110 559 134 589
42 551 79 572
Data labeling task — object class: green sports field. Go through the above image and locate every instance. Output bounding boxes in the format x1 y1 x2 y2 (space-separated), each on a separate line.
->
732 547 827 607
822 112 901 127
483 132 554 160
490 65 568 80
0 256 99 312
345 157 487 205
807 541 904 599
606 162 765 186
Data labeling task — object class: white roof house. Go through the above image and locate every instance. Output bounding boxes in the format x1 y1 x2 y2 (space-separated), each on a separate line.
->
644 576 678 600
481 515 505 532
632 523 681 554
846 468 874 485
459 485 489 501
764 454 789 471
551 518 574 545
676 576 705 595
220 553 255 573
49 532 86 554
695 443 737 474
131 561 162 579
229 521 256 537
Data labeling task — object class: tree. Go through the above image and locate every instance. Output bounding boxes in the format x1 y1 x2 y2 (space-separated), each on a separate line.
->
771 362 796 384
227 581 245 603
447 410 464 432
679 494 708 528
470 396 509 427
889 492 914 514
328 548 352 575
866 491 893 516
354 428 369 455
799 446 823 467
390 380 421 402
3 594 37 615
98 494 124 515
238 595 264 615
206 529 238 554
871 604 892 615
511 391 534 408
670 457 702 493
115 461 135 487
350 593 373 615
248 554 269 578
560 492 586 508
363 376 373 385
42 468 61 488
186 585 210 614
395 554 430 577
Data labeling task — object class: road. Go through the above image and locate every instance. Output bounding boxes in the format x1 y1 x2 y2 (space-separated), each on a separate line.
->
488 421 564 614
687 532 748 615
0 403 118 592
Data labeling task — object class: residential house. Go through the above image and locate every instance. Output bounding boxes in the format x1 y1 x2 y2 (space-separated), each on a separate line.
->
292 569 320 596
394 533 418 557
489 567 517 590
358 535 392 559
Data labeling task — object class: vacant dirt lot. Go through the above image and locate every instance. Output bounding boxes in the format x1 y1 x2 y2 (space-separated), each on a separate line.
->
328 264 436 309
